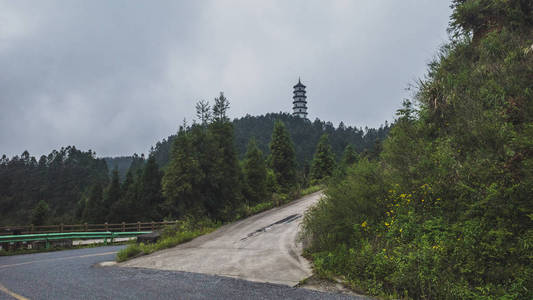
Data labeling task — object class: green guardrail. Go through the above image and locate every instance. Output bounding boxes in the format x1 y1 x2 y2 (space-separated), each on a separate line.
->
0 231 151 249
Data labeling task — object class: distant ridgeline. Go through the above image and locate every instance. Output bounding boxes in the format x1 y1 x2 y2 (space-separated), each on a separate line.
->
109 113 390 176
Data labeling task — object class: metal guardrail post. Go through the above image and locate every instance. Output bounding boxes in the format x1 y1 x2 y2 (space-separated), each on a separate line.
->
85 223 88 232
137 221 141 231
122 222 125 232
151 221 154 231
60 223 64 233
104 222 108 231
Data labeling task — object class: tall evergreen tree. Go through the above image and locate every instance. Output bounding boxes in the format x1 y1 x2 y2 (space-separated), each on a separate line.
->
310 134 336 182
269 120 297 192
103 169 121 218
108 169 137 222
162 128 203 218
208 93 242 219
31 200 49 226
140 155 164 220
195 100 211 126
243 138 268 205
84 183 105 223
341 144 358 166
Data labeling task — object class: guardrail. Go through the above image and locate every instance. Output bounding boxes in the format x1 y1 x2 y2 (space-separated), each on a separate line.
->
0 221 180 235
0 231 151 249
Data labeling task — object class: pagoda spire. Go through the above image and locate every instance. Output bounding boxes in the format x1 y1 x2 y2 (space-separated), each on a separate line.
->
292 78 308 119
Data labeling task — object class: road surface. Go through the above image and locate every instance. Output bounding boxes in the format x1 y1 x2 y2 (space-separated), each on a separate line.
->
122 191 323 286
0 225 363 299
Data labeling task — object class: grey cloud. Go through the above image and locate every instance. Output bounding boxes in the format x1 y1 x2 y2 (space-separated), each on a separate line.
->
0 0 451 157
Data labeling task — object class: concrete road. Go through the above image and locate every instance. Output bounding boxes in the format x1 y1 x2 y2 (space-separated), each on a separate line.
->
0 241 362 299
122 191 322 286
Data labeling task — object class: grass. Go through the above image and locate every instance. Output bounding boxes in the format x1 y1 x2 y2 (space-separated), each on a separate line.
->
116 220 218 262
300 184 324 196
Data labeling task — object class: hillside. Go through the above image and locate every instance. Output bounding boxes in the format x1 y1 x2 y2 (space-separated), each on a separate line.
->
148 113 389 170
303 1 533 298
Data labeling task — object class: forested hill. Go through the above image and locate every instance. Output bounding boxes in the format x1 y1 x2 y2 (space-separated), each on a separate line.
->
149 113 390 170
0 147 109 225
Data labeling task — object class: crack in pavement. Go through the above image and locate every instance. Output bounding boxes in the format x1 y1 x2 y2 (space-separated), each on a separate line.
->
240 214 302 241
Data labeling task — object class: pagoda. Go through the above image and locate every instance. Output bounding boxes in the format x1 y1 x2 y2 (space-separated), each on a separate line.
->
292 78 308 118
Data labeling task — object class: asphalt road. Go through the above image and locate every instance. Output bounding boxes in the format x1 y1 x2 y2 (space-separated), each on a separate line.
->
0 244 361 299
122 191 323 286
0 192 364 299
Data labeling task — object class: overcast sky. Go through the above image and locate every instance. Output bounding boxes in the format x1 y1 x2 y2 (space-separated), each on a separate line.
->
0 1 452 158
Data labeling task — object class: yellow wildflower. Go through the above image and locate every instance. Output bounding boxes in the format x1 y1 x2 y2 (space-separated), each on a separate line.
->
361 221 367 228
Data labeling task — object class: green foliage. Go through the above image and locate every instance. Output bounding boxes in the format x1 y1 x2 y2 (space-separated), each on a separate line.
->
303 2 533 299
84 183 105 223
310 134 336 183
139 155 164 220
242 138 269 205
162 127 204 219
116 219 219 262
116 243 142 262
269 121 298 193
102 156 134 181
0 146 109 225
31 200 49 226
147 113 390 170
341 144 358 166
103 169 121 214
162 95 242 221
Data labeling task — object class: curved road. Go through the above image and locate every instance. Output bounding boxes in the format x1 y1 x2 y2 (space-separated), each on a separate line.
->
122 191 322 286
0 191 363 299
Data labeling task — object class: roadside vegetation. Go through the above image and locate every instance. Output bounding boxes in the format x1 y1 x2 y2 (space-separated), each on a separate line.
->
116 218 219 262
303 1 533 299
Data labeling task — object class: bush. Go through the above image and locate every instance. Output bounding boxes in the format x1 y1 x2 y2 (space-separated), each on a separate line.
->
302 4 533 298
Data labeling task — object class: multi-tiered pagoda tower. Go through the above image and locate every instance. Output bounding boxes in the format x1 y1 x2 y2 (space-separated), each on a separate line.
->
292 78 308 119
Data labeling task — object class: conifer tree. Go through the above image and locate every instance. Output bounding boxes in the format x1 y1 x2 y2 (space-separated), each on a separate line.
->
341 144 358 166
208 93 242 219
243 138 268 204
310 134 336 182
269 120 297 192
140 155 164 220
195 100 211 126
162 128 203 218
108 169 137 222
85 183 105 223
31 200 49 225
103 169 121 216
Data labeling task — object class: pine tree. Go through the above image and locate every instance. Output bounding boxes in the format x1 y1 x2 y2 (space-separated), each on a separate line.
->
243 138 268 205
310 134 336 182
108 169 137 222
195 100 211 126
341 144 358 166
162 128 203 218
269 120 297 192
85 183 105 223
208 93 242 219
103 169 121 219
31 200 49 225
140 155 164 220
